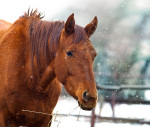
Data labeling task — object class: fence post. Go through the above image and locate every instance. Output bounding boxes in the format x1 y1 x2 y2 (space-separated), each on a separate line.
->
91 108 96 127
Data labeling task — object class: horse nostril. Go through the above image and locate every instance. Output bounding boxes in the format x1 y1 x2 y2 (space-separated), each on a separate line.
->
82 91 89 102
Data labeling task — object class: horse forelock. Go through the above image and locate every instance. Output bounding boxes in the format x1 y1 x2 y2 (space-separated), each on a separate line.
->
72 25 88 45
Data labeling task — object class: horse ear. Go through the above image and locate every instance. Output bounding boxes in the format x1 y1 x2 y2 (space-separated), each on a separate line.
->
65 13 75 35
85 16 98 37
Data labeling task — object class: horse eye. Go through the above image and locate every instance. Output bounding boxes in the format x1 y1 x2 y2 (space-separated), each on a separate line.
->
66 51 73 56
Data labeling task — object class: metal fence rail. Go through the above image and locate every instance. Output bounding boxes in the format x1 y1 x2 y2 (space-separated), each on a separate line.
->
89 85 150 127
97 85 150 91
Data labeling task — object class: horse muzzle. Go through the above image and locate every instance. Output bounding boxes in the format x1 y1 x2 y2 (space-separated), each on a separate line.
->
78 101 95 111
77 90 98 111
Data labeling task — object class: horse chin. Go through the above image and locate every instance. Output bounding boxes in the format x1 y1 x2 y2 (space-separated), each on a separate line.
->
78 101 94 111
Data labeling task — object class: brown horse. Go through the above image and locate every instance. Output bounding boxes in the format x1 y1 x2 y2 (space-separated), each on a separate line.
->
0 20 12 39
0 10 98 127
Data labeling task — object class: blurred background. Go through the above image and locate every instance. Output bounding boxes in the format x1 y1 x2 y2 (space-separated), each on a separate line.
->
1 0 150 127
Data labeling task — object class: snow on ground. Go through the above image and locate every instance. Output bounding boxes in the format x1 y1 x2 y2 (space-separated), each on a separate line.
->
51 97 150 127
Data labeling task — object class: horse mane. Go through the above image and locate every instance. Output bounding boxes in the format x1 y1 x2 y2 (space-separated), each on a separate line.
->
22 10 64 75
23 9 88 76
23 9 44 19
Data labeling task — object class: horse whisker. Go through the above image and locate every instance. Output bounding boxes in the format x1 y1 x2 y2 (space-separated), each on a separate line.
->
68 105 79 116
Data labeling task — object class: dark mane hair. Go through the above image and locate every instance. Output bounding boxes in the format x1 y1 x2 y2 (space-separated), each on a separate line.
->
23 9 44 19
29 20 64 70
24 9 88 76
23 10 64 75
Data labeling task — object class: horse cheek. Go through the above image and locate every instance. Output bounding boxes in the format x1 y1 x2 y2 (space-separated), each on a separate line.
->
54 56 68 84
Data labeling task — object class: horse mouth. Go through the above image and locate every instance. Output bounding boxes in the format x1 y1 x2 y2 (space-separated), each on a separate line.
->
78 101 94 111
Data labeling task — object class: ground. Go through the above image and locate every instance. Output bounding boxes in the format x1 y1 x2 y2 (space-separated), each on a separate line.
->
51 97 150 127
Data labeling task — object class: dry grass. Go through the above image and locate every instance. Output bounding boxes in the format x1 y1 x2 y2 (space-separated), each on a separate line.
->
22 106 80 127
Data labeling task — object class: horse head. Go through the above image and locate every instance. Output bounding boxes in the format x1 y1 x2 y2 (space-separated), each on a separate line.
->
54 14 98 110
